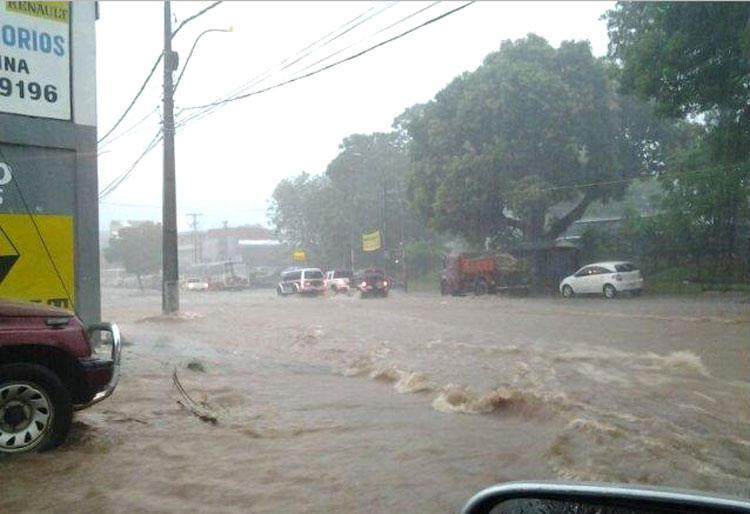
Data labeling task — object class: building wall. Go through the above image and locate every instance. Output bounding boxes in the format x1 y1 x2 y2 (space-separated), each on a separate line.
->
0 3 100 323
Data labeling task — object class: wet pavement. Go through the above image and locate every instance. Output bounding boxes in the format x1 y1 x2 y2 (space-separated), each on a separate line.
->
2 288 748 513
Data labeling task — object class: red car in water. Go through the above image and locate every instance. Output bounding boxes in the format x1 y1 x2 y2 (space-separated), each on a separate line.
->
0 299 121 454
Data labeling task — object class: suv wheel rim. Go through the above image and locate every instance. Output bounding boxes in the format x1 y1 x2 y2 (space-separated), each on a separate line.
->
0 382 53 452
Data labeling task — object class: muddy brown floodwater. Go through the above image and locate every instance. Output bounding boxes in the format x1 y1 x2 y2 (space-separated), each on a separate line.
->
2 289 749 513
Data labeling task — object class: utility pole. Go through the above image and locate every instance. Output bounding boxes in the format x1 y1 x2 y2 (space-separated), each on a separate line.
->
221 220 229 261
187 213 203 265
162 0 180 314
383 180 388 275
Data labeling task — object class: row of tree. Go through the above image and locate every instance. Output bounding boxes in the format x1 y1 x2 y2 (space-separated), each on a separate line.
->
268 131 435 270
269 3 749 283
602 3 750 283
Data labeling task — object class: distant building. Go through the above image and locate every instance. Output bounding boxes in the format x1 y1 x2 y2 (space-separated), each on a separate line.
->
177 224 288 271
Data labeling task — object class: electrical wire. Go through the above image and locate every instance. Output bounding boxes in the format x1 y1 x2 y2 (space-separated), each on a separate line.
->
99 201 270 215
98 1 223 146
293 1 440 77
98 1 386 197
98 54 163 145
98 130 164 199
98 106 161 153
99 2 475 198
175 2 475 131
174 2 399 130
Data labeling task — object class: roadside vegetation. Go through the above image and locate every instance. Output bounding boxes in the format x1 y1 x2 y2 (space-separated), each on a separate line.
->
267 3 750 293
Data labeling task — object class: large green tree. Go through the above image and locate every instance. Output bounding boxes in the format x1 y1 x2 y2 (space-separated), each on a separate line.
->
104 221 162 290
605 2 750 162
267 172 332 263
268 132 430 269
606 2 750 281
396 34 672 246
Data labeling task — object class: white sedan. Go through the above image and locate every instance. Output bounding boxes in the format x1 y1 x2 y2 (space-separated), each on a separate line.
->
559 261 643 299
183 277 209 291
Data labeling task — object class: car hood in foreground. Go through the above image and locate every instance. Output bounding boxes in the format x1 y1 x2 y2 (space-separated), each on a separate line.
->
0 298 73 317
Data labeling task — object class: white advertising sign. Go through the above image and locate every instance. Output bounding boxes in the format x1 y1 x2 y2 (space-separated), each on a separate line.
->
0 2 70 120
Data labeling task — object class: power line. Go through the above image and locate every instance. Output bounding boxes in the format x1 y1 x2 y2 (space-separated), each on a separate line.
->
98 54 163 145
99 200 269 213
97 1 224 145
189 3 393 109
178 2 475 117
98 106 160 153
267 2 399 83
98 130 163 199
173 2 399 130
98 2 474 198
293 1 441 77
173 2 449 129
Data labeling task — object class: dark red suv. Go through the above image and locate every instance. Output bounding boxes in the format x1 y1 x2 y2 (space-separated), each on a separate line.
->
0 299 121 454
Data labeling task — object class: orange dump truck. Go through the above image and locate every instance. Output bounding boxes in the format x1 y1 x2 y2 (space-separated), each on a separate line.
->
440 251 530 296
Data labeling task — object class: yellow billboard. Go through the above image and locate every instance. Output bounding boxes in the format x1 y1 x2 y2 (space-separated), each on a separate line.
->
0 214 74 310
362 230 382 253
293 249 306 262
5 2 70 23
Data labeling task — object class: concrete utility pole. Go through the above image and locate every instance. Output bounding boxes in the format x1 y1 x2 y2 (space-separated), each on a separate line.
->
162 0 180 314
383 180 388 275
221 220 229 261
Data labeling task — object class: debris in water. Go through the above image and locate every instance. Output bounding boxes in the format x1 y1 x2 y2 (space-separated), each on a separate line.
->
172 369 218 425
186 359 206 373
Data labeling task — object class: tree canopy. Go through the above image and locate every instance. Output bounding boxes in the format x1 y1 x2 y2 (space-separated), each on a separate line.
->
604 2 750 162
268 132 428 269
104 221 162 288
396 34 673 246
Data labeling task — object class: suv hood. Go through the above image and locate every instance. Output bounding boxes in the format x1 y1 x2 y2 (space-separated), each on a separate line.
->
0 298 74 317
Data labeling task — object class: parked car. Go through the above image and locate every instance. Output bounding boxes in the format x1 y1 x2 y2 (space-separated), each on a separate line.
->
559 261 644 299
277 268 326 296
183 277 209 291
0 299 122 454
325 269 353 294
356 269 391 298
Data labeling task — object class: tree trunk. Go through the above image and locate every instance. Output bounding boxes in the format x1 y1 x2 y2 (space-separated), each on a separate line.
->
544 192 598 241
137 274 144 291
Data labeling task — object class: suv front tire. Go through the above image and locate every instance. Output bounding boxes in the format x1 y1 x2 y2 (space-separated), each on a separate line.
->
0 363 73 454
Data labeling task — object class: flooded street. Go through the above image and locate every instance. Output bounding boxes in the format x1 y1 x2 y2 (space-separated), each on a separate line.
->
3 289 749 513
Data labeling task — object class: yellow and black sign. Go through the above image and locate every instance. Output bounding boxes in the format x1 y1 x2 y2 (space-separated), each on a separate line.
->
362 230 382 253
292 249 306 262
5 1 70 23
0 214 74 310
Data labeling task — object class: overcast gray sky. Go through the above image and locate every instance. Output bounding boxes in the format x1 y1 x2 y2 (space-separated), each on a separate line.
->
96 1 614 233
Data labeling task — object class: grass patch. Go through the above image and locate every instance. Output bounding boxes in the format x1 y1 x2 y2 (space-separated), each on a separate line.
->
186 359 206 373
645 266 750 295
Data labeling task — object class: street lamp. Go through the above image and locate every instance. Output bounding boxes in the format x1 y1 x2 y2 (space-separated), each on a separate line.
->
173 27 233 94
